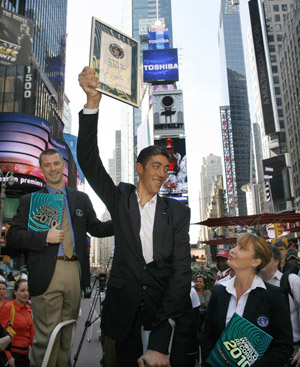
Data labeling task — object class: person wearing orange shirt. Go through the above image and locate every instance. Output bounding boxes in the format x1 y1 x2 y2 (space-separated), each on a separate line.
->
5 279 34 367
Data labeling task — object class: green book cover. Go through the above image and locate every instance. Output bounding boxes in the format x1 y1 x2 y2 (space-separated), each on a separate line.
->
207 313 273 367
28 192 64 232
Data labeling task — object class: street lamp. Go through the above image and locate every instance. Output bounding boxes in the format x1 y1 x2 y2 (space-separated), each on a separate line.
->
0 168 15 248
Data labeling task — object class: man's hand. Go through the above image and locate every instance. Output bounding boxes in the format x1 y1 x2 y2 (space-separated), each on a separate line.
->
46 223 64 244
137 350 170 367
0 335 11 351
8 357 15 367
292 351 300 366
78 66 102 109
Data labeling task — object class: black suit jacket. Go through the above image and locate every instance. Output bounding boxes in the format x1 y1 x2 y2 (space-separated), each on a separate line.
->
77 111 197 355
202 282 293 367
6 186 113 296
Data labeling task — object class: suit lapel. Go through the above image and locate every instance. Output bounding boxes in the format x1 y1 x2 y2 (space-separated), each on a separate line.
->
129 190 144 259
153 195 168 260
218 287 231 330
243 287 264 322
66 188 75 218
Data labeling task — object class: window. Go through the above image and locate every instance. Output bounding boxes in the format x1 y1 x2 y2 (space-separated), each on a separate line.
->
270 55 277 62
278 109 284 117
273 5 279 11
269 44 276 52
273 76 280 84
275 14 281 22
268 34 274 42
277 34 283 42
282 4 288 11
272 65 278 73
275 86 281 94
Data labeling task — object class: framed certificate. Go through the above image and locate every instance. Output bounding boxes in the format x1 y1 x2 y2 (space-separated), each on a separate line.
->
90 17 140 108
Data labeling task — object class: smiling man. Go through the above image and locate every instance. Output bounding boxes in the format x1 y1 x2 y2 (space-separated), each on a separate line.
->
77 66 197 367
7 148 114 367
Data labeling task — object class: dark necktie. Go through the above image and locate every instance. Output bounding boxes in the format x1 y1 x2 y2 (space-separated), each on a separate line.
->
56 189 74 258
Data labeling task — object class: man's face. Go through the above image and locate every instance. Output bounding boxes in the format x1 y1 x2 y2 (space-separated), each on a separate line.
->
261 257 279 281
278 246 288 263
40 153 64 188
216 257 229 272
136 155 169 196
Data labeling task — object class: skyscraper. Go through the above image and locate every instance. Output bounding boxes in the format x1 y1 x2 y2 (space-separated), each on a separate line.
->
219 0 251 215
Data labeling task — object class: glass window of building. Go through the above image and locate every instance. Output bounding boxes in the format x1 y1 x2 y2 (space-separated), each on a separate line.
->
270 55 277 62
269 44 276 52
273 5 279 11
273 76 280 84
277 34 283 42
281 4 288 11
275 14 281 22
268 34 274 42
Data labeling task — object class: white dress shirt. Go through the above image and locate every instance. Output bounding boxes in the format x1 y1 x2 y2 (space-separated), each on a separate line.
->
267 269 300 343
224 275 266 326
136 191 157 264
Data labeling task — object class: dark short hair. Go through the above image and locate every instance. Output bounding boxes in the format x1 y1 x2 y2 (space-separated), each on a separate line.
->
14 279 27 293
0 281 7 288
273 239 288 249
137 145 169 167
269 245 281 266
39 149 63 166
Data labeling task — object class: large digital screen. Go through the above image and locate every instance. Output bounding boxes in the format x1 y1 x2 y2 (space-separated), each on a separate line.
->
154 137 187 196
263 155 286 201
0 112 69 184
0 8 33 66
143 48 179 84
148 28 170 50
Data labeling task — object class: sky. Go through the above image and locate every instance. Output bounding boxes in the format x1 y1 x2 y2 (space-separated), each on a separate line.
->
65 1 223 243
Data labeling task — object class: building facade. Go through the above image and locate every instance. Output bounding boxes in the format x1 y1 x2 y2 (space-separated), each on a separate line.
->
219 0 252 216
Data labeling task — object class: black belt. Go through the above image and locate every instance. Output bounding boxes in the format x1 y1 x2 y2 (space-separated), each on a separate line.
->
57 256 78 262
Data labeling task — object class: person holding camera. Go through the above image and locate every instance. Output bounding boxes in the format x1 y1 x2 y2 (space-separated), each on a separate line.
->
7 148 114 367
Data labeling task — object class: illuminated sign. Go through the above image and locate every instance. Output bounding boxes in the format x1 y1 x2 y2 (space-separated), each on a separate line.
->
143 49 179 84
220 107 239 215
148 28 170 50
154 137 188 196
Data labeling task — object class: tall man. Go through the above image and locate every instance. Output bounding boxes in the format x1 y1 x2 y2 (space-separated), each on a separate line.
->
7 148 114 367
78 67 197 367
261 245 300 366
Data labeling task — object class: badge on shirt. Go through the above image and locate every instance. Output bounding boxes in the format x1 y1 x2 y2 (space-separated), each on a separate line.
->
76 209 83 217
257 315 269 327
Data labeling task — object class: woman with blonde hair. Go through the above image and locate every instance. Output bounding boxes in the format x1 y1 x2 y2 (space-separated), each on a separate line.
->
202 233 293 366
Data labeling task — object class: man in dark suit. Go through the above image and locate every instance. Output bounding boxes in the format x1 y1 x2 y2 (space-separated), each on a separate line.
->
77 67 197 367
6 148 114 367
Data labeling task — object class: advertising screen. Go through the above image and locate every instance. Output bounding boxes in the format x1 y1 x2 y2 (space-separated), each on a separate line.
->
0 8 33 66
148 28 170 50
154 137 187 196
143 48 179 84
0 112 69 184
263 155 286 201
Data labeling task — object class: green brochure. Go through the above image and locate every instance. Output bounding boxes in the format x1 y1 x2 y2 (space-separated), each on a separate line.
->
28 192 64 231
207 313 273 366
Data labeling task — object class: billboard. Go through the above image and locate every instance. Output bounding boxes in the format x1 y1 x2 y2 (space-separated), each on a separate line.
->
154 137 188 196
0 113 69 184
143 49 179 84
263 155 286 201
0 8 33 66
148 28 170 50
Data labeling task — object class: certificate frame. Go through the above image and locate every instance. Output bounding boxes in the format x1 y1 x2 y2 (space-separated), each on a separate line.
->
90 17 140 108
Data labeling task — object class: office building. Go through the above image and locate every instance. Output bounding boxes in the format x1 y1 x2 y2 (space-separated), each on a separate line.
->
219 0 252 215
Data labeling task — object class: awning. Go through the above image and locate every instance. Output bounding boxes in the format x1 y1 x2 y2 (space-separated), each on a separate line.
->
196 212 300 228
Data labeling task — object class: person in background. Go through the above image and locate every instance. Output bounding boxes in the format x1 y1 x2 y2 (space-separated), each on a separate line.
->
202 233 293 366
274 239 289 272
214 250 231 285
261 245 300 367
0 281 14 367
194 275 211 311
5 279 34 367
0 324 12 367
